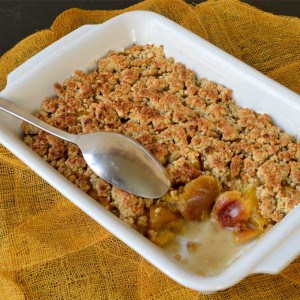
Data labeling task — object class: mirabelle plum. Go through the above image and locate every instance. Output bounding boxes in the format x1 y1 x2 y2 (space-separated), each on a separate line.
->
179 176 220 221
244 186 269 231
234 227 261 242
212 187 269 243
213 191 248 227
149 205 181 230
146 205 184 245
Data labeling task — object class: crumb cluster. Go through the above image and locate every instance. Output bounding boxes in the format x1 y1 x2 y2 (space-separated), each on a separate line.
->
22 45 300 229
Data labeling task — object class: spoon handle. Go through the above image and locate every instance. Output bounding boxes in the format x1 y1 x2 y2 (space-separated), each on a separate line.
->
0 98 77 143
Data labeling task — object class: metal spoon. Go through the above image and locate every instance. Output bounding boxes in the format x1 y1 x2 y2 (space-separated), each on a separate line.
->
0 98 170 198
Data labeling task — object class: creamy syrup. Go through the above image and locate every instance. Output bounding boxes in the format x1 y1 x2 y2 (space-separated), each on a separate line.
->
162 220 247 275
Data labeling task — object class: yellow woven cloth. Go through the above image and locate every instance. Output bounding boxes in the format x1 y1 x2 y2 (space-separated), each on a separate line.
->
0 0 299 298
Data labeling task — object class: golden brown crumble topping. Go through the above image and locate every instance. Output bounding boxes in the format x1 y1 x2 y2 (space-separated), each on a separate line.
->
22 45 300 236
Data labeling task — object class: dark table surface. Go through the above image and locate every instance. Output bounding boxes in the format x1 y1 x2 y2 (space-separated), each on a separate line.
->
0 0 299 56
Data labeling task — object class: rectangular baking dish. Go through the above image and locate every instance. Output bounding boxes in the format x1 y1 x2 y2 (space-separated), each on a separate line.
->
0 11 299 293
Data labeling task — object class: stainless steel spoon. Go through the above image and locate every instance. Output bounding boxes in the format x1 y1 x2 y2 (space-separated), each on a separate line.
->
0 98 170 198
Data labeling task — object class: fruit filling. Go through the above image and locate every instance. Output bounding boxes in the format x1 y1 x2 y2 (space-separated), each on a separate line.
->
156 175 269 244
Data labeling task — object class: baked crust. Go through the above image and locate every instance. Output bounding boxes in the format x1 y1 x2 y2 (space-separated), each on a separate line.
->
22 44 300 227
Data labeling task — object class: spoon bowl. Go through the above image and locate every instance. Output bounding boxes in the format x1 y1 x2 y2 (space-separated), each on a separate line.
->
0 98 170 198
76 132 170 198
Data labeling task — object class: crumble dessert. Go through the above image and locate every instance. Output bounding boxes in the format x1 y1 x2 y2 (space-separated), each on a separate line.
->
22 45 300 245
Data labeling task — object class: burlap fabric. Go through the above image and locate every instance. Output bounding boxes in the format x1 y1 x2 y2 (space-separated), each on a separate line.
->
0 0 299 298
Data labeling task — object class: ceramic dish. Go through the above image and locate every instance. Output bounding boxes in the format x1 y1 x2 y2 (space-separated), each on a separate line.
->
0 11 299 293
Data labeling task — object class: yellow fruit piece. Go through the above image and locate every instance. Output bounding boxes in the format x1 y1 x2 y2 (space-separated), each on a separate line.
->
147 205 184 245
179 176 221 221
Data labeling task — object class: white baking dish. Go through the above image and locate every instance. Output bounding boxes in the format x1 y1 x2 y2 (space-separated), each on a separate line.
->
0 11 299 293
